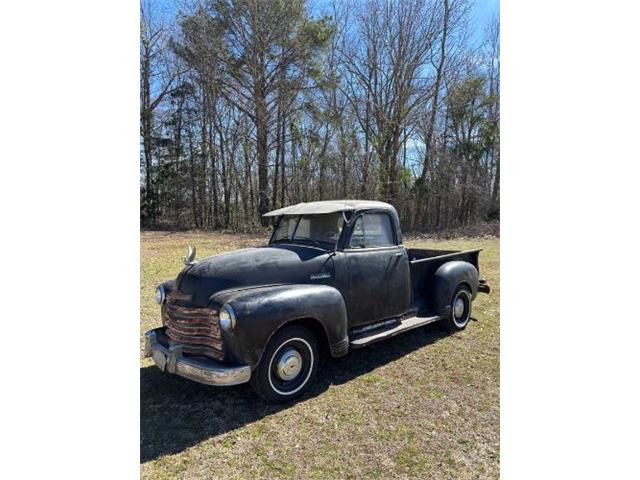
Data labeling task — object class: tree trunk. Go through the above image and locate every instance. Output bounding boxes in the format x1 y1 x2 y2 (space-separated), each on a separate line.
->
339 125 348 198
492 152 500 202
199 91 210 227
141 50 154 224
280 111 286 207
254 76 269 224
243 134 252 223
216 120 230 228
188 132 199 228
206 95 220 228
272 102 281 208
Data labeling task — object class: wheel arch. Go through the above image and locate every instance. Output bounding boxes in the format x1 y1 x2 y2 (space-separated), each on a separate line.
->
211 283 348 369
459 281 473 295
430 260 479 313
263 317 331 364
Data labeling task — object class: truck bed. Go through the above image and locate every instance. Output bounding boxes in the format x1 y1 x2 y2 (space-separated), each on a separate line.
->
407 248 482 313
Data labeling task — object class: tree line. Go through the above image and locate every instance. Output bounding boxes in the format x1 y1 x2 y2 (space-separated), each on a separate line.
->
140 0 499 232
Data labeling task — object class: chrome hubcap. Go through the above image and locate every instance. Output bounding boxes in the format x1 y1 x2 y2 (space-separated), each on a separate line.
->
454 297 465 318
276 347 303 381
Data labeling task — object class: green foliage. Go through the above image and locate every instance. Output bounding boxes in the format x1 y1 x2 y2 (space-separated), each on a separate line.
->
399 166 412 185
290 121 303 142
447 75 498 163
302 15 335 47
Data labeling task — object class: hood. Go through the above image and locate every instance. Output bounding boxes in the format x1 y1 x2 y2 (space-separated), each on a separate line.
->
176 244 335 306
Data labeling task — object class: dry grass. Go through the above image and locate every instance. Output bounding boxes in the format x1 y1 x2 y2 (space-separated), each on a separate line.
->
140 231 499 479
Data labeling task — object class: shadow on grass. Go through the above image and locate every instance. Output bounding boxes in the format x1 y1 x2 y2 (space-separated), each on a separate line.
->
140 323 453 463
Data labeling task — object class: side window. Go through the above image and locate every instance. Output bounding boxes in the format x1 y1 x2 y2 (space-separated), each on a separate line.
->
364 213 395 247
348 213 396 248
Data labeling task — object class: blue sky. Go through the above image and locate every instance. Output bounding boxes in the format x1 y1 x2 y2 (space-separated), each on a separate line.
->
147 0 499 173
154 0 500 47
470 0 500 45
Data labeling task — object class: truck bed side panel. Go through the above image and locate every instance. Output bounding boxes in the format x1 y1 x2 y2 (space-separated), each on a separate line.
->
408 248 481 309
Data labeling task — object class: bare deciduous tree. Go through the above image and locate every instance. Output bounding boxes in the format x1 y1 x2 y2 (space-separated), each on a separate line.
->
140 0 500 233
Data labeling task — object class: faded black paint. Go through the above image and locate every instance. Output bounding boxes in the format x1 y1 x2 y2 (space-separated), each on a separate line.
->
211 284 348 369
177 245 336 307
157 203 489 369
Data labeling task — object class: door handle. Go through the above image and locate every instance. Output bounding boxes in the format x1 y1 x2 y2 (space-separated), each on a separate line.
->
393 252 403 257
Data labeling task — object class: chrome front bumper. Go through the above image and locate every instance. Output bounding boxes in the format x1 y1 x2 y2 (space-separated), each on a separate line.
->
144 328 251 386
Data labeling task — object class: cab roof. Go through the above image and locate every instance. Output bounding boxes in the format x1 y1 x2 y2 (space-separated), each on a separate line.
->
262 200 394 217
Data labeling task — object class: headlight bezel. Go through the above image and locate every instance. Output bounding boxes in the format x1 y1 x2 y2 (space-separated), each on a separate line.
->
155 285 166 305
219 304 237 332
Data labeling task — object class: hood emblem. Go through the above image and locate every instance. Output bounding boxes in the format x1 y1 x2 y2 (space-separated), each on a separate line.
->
310 272 331 280
183 245 197 266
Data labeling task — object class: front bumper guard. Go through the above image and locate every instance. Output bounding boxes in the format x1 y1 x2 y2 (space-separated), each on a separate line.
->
144 328 251 386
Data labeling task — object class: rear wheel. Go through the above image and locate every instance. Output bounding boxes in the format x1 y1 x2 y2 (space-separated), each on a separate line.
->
250 326 318 403
443 285 472 331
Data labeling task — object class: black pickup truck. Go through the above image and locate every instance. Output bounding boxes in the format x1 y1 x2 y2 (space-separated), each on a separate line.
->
145 200 490 402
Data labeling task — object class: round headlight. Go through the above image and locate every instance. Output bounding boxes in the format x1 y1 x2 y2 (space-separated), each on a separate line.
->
219 304 236 332
155 285 166 304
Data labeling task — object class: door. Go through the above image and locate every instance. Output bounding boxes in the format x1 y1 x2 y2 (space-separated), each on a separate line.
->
343 212 411 327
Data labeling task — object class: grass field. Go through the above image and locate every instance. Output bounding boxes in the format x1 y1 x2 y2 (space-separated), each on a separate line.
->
140 231 499 479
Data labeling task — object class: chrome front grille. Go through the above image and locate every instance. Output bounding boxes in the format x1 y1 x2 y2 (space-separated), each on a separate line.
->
162 297 223 361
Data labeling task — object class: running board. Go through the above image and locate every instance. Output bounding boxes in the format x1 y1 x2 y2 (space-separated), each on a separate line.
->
349 314 443 348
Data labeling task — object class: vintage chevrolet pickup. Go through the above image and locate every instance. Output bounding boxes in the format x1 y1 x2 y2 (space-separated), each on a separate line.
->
145 200 490 402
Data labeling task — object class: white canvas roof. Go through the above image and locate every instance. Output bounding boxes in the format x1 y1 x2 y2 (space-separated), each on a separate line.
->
262 200 393 217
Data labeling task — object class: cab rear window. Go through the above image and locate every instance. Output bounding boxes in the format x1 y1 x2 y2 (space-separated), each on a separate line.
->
349 213 395 248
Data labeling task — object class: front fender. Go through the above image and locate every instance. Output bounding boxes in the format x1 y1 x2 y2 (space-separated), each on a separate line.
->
210 284 348 369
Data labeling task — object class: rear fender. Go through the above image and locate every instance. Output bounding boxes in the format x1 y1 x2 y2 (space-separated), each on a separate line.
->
430 261 479 313
210 284 348 369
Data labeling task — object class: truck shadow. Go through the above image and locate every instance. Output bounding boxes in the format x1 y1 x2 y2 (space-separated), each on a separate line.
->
140 323 454 463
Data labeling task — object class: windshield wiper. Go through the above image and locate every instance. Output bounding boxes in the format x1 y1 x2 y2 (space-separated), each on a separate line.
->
293 237 327 248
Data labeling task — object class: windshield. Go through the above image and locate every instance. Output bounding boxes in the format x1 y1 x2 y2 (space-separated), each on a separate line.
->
271 213 345 248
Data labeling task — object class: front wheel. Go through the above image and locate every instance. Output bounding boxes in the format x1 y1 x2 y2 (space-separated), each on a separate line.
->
250 326 318 403
443 285 472 332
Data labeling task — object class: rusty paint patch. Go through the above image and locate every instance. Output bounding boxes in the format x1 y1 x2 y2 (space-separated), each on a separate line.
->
163 298 224 361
